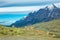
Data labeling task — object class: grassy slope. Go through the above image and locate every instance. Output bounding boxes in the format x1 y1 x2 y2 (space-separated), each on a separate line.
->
28 19 60 32
0 36 60 40
0 19 60 35
26 19 60 37
0 19 60 40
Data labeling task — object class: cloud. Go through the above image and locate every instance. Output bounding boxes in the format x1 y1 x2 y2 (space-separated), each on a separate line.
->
0 2 60 13
0 6 46 13
0 0 60 7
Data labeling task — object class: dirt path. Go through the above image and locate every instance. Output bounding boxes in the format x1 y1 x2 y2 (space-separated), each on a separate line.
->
0 36 60 40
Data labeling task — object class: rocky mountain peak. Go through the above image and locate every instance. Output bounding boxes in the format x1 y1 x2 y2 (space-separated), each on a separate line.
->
10 4 60 27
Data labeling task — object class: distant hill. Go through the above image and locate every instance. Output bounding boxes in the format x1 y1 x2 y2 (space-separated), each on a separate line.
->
10 4 60 27
28 19 60 32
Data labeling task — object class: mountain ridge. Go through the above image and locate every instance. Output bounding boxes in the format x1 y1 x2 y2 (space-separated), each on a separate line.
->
10 4 60 27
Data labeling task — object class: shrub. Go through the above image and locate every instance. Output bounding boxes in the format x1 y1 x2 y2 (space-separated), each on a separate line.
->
53 34 60 38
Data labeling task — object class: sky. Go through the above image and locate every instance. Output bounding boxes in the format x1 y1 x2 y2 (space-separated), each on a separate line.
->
0 0 60 12
0 0 60 25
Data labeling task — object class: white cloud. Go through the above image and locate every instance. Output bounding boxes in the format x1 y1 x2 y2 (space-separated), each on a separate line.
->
0 2 60 13
54 3 60 8
0 6 46 13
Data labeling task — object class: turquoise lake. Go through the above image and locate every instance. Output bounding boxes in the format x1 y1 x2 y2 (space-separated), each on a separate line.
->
0 12 28 25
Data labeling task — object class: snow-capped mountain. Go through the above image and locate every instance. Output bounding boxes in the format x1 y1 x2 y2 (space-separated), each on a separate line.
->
10 4 60 27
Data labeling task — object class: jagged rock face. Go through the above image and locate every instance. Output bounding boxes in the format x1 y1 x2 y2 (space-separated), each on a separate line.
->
10 5 60 27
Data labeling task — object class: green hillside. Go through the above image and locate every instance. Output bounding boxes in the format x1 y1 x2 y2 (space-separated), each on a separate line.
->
29 19 60 32
0 19 60 38
26 19 60 38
